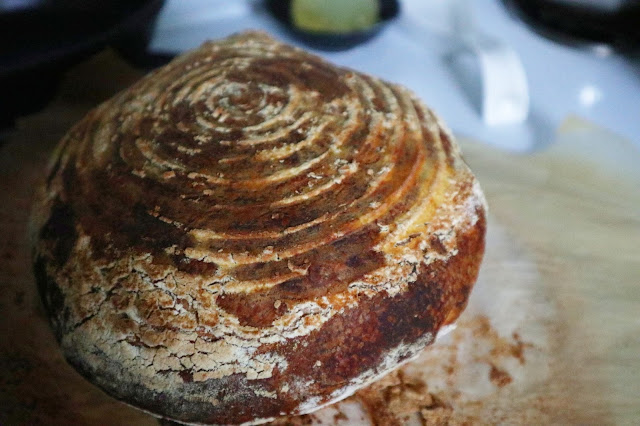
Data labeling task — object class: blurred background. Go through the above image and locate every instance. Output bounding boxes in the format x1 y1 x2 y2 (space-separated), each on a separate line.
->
1 0 639 151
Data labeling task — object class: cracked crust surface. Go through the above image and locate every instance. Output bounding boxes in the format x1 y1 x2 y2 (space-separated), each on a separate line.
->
30 31 486 425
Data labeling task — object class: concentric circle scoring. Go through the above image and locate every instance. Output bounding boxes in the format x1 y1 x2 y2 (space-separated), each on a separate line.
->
45 32 475 336
33 32 487 424
67 36 450 273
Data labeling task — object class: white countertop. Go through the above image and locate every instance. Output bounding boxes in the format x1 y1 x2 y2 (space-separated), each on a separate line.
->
150 0 640 152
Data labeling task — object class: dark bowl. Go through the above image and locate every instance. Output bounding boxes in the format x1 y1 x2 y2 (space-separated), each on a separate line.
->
265 0 400 51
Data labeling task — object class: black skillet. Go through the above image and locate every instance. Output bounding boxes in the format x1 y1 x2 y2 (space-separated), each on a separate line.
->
0 0 168 133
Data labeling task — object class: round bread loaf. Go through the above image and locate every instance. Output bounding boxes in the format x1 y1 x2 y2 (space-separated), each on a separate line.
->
31 31 486 425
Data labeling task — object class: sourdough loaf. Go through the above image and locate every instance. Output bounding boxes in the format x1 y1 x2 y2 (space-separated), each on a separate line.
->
31 31 486 425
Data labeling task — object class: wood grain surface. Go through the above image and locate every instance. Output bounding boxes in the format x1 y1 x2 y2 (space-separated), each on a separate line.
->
1 50 638 425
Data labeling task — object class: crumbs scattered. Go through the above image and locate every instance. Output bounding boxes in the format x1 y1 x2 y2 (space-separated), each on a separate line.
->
332 411 348 422
508 332 529 365
489 364 512 388
354 370 452 426
275 314 540 425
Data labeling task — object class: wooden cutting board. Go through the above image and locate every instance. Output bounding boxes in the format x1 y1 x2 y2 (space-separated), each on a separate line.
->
1 50 638 425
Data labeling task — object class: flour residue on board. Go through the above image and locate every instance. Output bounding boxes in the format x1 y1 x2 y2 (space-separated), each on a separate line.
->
274 216 558 425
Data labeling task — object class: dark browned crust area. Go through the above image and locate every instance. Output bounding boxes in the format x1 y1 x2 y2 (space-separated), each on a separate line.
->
34 209 484 425
31 31 487 425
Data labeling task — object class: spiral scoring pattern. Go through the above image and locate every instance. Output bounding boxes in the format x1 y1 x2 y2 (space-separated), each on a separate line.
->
34 32 486 424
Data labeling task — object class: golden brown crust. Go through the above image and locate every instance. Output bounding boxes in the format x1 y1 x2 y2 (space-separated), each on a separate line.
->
31 31 486 425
